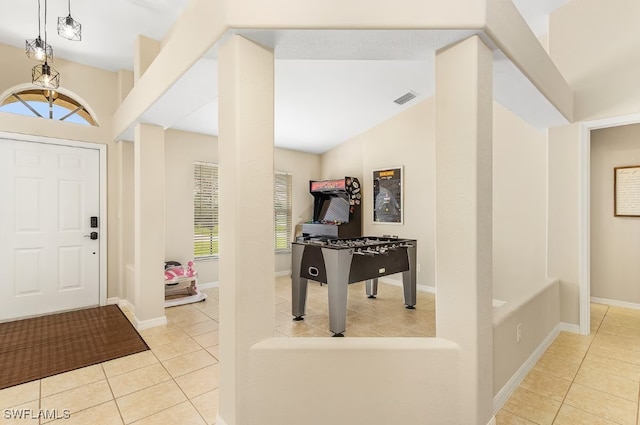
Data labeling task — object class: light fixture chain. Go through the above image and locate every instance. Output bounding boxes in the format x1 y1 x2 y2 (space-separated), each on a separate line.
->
44 0 48 47
57 0 81 41
37 0 41 37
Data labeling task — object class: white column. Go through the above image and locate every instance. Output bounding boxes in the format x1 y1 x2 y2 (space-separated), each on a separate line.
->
133 123 166 328
117 69 134 103
435 35 493 425
134 35 161 84
116 140 125 301
217 35 275 425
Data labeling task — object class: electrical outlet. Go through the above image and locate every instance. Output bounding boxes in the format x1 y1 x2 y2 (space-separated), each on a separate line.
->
516 323 522 344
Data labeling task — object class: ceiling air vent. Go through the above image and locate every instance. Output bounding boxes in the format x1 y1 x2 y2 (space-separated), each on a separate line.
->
393 91 419 105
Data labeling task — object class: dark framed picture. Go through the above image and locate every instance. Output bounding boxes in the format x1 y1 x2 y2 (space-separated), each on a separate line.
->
614 165 640 217
373 166 403 224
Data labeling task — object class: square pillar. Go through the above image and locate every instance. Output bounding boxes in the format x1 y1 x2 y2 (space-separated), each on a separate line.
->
116 140 125 300
117 70 134 104
133 123 166 328
134 35 161 84
218 35 275 425
435 35 493 425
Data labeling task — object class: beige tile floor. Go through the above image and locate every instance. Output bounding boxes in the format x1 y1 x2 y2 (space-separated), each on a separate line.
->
497 303 640 425
0 288 221 425
2 278 639 425
273 275 437 337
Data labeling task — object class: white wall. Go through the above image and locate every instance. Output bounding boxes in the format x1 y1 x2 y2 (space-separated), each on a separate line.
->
549 0 640 122
492 103 548 301
547 123 581 324
246 338 461 425
493 279 560 396
321 98 436 288
547 0 640 324
590 124 640 304
164 129 219 283
122 141 135 303
274 147 322 271
320 137 364 182
320 99 549 300
160 130 321 284
489 103 554 398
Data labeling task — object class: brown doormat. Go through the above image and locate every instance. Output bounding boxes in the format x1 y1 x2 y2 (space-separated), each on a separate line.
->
0 304 149 390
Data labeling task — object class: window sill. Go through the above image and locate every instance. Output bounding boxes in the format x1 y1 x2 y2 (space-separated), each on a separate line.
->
194 256 219 261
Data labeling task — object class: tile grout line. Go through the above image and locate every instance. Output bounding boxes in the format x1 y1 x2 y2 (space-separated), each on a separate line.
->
101 363 126 425
108 324 215 424
501 305 601 424
44 389 118 424
550 305 611 425
155 327 213 425
130 350 187 423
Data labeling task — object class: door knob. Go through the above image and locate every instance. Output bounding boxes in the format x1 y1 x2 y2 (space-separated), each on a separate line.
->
84 232 98 240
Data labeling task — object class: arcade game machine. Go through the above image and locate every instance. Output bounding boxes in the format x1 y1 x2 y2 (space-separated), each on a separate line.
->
301 177 362 239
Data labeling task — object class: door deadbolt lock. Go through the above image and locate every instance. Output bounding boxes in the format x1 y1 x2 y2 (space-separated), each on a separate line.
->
84 232 98 240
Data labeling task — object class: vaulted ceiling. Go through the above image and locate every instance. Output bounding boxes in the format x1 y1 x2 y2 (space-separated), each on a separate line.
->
0 0 569 153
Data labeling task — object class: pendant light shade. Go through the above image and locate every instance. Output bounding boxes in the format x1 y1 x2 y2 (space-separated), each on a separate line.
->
25 36 53 62
25 0 53 62
58 0 81 41
32 62 60 90
58 15 81 41
30 0 60 90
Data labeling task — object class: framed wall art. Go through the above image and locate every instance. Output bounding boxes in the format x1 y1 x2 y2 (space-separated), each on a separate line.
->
373 166 403 224
614 165 640 217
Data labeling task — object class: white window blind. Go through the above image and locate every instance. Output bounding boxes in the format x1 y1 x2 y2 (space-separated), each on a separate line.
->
194 162 219 257
274 172 293 252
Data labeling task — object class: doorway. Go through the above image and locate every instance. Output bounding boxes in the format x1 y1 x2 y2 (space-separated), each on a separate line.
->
0 135 106 321
578 113 640 334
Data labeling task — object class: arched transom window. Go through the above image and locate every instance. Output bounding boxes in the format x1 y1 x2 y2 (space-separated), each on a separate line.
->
0 89 98 126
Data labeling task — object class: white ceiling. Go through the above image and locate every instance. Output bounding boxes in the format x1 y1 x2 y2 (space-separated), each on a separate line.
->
1 0 570 154
0 0 191 72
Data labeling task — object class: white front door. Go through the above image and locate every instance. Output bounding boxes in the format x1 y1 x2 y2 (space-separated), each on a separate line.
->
0 138 101 321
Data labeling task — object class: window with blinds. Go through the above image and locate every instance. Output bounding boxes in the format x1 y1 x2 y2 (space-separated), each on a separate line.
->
194 162 219 258
274 172 293 252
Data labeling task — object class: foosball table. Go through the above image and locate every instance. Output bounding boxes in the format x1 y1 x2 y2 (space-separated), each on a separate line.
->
291 236 417 336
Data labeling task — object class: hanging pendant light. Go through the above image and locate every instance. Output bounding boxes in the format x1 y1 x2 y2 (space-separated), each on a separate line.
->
57 0 81 41
25 0 53 62
32 0 60 89
32 61 60 89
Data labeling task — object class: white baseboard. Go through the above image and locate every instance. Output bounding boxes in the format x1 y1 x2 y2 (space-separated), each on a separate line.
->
377 278 505 307
199 281 219 289
108 297 134 313
378 276 434 293
199 272 291 288
118 299 135 314
486 417 496 425
418 284 435 293
215 414 227 425
134 315 167 331
493 322 569 413
591 296 640 311
559 322 581 334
